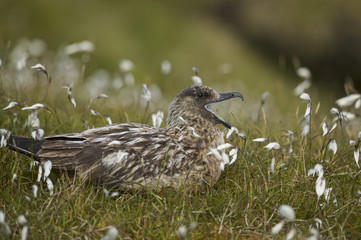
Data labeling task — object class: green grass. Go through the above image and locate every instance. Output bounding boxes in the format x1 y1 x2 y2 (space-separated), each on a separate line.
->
1 41 361 239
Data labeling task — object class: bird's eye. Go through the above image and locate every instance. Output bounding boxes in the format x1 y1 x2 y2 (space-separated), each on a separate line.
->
197 92 204 98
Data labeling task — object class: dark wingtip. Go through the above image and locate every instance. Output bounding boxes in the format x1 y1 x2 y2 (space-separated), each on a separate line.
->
7 136 42 159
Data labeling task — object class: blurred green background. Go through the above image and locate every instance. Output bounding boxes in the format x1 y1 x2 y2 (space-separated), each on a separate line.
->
1 0 360 102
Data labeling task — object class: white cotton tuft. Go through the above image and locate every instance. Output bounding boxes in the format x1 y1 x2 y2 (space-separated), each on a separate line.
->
105 116 112 125
0 129 11 148
191 76 202 86
329 123 337 133
286 228 296 240
330 107 339 115
316 176 326 199
119 59 134 72
177 225 188 239
43 160 52 181
238 132 247 140
110 192 120 197
46 178 54 196
313 164 324 178
262 91 269 103
141 84 152 102
335 94 361 107
221 151 230 165
354 150 360 168
324 187 333 202
314 218 322 229
0 211 5 224
271 221 285 235
226 127 239 139
32 185 38 198
297 67 311 80
3 101 19 110
252 138 267 142
25 111 40 128
217 143 233 151
294 79 311 95
103 188 110 197
301 124 310 136
90 109 100 116
152 111 164 128
207 148 222 160
31 128 44 140
322 122 328 136
17 215 27 225
64 40 95 55
229 148 238 165
100 226 118 240
300 93 311 102
308 164 324 177
304 102 311 117
340 111 356 121
355 99 361 109
37 165 42 182
308 227 320 240
21 103 45 111
0 210 11 236
189 222 197 231
31 63 46 72
307 168 315 177
20 226 28 240
161 60 172 75
278 205 296 221
264 142 281 150
270 158 275 174
69 96 77 108
328 139 337 155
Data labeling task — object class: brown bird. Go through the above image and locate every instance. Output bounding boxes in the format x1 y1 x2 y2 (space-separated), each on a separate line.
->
8 85 243 190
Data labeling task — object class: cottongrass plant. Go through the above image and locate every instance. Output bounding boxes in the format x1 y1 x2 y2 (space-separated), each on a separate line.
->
100 226 118 240
271 205 296 238
152 111 164 128
1 39 361 239
350 131 361 168
160 60 172 75
0 211 11 236
191 67 203 86
294 67 311 95
17 215 28 240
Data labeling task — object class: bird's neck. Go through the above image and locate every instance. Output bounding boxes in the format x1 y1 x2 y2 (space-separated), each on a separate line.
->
166 108 215 129
166 114 224 149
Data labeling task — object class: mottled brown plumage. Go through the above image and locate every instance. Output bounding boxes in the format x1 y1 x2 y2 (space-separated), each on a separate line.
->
8 85 243 190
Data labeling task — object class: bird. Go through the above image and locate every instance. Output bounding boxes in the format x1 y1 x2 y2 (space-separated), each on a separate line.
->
7 85 243 190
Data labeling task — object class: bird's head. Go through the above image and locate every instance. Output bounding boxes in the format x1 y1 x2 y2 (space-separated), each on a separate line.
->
166 85 244 129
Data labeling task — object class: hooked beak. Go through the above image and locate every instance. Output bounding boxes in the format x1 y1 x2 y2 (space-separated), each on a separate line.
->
205 92 244 129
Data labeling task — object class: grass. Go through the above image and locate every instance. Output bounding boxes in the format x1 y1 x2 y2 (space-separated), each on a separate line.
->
1 40 361 240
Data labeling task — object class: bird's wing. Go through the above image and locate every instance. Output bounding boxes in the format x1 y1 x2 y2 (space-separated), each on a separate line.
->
37 123 201 188
37 123 153 168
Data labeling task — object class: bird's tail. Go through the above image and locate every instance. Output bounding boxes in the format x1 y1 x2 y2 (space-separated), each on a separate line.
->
7 136 42 159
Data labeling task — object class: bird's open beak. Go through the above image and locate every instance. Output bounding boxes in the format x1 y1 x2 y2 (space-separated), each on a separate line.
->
205 92 244 129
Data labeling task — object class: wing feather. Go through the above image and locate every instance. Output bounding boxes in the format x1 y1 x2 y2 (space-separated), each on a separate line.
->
32 123 206 188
